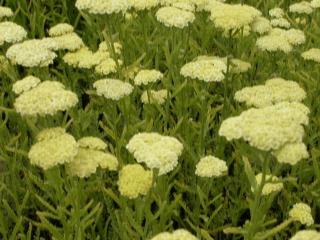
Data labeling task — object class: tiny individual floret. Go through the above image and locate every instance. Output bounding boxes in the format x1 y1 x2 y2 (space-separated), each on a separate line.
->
14 81 78 116
93 79 133 100
289 203 314 226
126 132 183 175
195 156 228 178
134 69 163 86
0 22 27 45
129 0 159 10
301 48 320 63
141 89 168 105
48 23 74 37
290 230 320 240
12 76 41 95
271 18 291 29
269 7 285 18
6 40 57 67
0 6 13 19
272 142 309 165
67 147 118 178
156 6 195 28
151 229 198 240
289 2 313 14
28 129 78 170
117 164 153 199
210 3 261 32
95 58 118 75
77 137 107 150
75 0 130 14
253 173 283 195
180 57 227 82
311 0 320 8
251 17 271 34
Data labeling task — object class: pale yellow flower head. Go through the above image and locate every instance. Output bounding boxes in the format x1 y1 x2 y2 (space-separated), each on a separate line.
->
141 89 168 105
75 0 130 14
129 0 159 10
289 1 313 14
195 156 228 178
77 137 107 150
28 129 78 170
93 78 133 100
126 132 183 175
271 18 291 29
302 48 320 63
289 203 314 226
251 17 271 34
48 23 74 37
12 76 41 95
95 58 117 75
52 32 84 51
156 6 195 28
253 173 283 195
290 230 320 240
272 142 309 165
134 69 163 86
0 6 13 19
0 22 27 45
311 0 320 8
117 164 153 199
14 81 78 116
151 229 198 240
269 7 285 18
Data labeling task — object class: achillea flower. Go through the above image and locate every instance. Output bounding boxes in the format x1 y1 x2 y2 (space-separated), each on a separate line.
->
219 102 309 151
210 3 261 32
156 6 195 28
151 229 198 240
98 41 122 55
77 137 107 150
0 22 27 45
134 69 163 86
251 17 271 34
0 6 13 19
141 89 168 105
52 32 84 51
195 156 228 177
6 40 57 67
126 132 183 175
256 34 292 53
253 173 283 195
269 7 285 18
172 2 195 12
48 23 74 37
95 58 117 75
196 0 225 12
14 81 78 116
281 29 306 46
28 129 78 170
311 0 320 8
117 164 153 199
63 47 101 68
12 76 41 95
289 2 313 14
75 0 130 14
36 127 67 142
93 79 133 100
271 18 291 29
289 203 314 226
67 147 118 178
234 78 306 108
290 230 320 240
301 48 320 63
129 0 159 10
272 142 309 165
230 59 251 73
180 57 227 82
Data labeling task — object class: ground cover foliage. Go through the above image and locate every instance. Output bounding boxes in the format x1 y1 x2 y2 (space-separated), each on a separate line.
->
0 0 320 239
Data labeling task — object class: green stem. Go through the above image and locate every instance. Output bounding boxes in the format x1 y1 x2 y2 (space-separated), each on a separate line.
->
256 218 294 240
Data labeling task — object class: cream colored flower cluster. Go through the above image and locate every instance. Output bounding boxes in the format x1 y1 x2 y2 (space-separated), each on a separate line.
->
290 230 320 240
256 28 306 53
29 128 118 177
180 57 227 82
209 3 261 34
272 142 309 165
48 23 74 37
134 69 163 86
195 156 228 178
311 0 320 8
253 173 283 196
141 89 168 105
301 48 320 63
126 132 183 175
0 6 13 19
13 78 78 116
129 0 159 10
235 78 306 108
117 164 153 199
156 6 195 28
289 203 314 226
75 0 130 14
151 229 198 240
251 17 272 34
289 1 314 14
268 7 291 29
93 78 133 100
219 102 309 152
0 21 27 46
